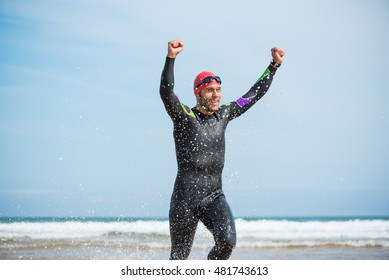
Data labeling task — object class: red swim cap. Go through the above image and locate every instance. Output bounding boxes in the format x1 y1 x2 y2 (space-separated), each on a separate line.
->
193 71 221 95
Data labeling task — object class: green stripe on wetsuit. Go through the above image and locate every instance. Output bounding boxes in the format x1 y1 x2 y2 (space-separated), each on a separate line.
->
256 68 270 83
180 102 196 118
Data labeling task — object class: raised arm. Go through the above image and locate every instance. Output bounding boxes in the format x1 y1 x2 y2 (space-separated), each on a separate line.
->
160 40 189 120
227 47 285 120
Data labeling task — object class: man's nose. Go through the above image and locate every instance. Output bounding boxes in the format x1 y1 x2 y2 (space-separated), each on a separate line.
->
212 89 221 96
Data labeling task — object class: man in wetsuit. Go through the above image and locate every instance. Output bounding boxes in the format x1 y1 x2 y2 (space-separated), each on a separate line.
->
160 39 285 260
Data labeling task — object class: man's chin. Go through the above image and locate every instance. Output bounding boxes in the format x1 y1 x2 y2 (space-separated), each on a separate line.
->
210 103 219 111
200 103 219 114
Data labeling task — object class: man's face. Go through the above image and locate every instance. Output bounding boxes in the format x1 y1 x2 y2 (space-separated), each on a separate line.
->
197 84 222 114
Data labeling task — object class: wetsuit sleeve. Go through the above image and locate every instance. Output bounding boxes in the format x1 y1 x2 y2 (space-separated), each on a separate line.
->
227 64 278 121
160 57 195 120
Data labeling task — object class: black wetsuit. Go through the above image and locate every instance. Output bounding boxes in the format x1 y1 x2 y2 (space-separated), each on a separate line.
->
160 57 278 260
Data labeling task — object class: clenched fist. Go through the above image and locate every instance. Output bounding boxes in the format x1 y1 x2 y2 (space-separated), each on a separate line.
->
167 40 184 59
271 47 285 64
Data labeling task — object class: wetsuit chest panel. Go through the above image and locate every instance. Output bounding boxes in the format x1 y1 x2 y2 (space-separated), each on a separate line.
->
173 108 228 176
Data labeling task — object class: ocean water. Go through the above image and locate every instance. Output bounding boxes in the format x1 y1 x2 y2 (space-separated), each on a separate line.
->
1 216 388 260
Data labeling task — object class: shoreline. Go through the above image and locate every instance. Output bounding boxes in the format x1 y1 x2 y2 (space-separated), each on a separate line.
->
2 245 389 260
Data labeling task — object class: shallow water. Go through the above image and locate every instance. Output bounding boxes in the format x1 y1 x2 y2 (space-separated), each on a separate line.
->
1 216 388 260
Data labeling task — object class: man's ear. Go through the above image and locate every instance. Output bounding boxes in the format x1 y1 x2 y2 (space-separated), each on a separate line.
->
195 92 201 104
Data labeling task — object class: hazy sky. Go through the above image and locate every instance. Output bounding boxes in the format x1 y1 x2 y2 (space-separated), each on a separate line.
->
1 0 388 217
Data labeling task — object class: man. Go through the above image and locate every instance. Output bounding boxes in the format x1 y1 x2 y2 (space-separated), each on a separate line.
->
160 39 285 260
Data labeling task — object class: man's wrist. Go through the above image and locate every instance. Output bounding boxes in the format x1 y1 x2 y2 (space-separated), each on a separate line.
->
270 59 282 68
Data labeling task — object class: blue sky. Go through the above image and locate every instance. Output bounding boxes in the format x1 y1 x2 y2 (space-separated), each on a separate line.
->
0 0 388 217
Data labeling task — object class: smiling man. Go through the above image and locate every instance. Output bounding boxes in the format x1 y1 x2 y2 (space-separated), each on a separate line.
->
160 39 285 260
